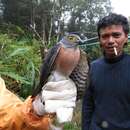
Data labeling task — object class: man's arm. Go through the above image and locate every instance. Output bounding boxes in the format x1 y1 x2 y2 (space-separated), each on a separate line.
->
82 83 94 130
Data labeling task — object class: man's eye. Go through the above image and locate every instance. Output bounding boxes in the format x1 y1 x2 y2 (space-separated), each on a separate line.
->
101 34 109 39
112 33 121 38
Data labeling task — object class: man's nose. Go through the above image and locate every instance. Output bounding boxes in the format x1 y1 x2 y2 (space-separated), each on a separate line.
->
108 36 114 45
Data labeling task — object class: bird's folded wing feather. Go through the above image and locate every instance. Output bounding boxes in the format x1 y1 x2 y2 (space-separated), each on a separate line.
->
69 50 90 100
32 43 61 97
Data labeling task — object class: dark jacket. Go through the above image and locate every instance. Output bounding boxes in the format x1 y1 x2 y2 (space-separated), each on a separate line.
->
82 53 130 130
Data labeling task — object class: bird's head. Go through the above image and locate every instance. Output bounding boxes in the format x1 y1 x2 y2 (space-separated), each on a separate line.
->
59 33 85 48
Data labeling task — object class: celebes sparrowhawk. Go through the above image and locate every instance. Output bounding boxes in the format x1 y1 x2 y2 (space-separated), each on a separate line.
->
32 33 89 100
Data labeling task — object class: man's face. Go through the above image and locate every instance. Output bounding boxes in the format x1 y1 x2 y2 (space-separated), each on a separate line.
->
99 25 128 58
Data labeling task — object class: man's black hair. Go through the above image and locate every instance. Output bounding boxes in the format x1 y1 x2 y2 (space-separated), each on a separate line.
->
97 13 129 37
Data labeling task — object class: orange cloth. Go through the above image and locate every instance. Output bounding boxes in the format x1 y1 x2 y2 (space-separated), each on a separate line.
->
0 77 53 130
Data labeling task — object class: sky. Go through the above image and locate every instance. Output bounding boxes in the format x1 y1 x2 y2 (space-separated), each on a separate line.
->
111 0 130 18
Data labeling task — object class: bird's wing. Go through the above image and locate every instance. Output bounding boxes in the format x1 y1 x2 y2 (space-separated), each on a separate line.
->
69 49 90 100
32 43 61 97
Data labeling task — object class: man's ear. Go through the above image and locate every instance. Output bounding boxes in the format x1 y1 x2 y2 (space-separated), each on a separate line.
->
124 42 128 47
100 43 103 48
124 34 128 46
125 33 128 41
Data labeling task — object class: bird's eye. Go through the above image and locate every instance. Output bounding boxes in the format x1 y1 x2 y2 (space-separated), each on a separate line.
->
67 36 78 43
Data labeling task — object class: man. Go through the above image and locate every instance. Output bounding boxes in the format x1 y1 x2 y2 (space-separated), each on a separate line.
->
82 13 130 130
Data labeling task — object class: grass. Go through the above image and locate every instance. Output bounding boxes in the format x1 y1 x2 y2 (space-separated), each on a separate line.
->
64 100 82 130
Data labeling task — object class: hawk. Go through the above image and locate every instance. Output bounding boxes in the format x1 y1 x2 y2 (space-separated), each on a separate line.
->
32 33 89 100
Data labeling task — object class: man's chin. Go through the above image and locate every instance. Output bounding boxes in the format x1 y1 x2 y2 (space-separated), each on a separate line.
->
104 52 118 59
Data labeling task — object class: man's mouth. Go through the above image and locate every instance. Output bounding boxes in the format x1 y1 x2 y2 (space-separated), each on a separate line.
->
105 47 118 56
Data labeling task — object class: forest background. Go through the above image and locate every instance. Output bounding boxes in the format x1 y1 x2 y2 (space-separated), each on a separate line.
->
0 0 130 129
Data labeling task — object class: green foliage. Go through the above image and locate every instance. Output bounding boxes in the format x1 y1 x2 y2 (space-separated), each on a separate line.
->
1 0 31 27
0 23 25 36
64 122 81 130
1 0 112 40
80 43 102 61
66 0 112 37
0 33 41 98
124 41 130 54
